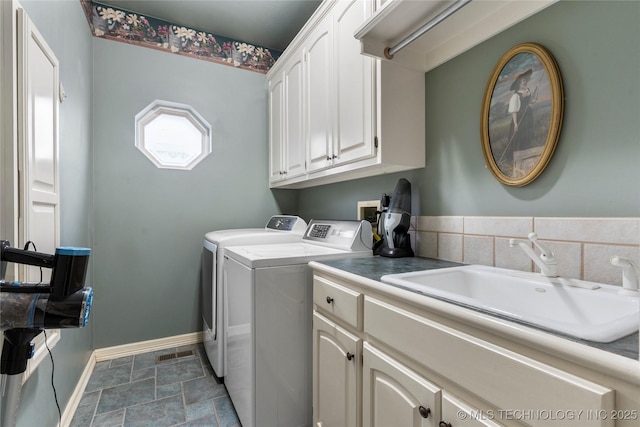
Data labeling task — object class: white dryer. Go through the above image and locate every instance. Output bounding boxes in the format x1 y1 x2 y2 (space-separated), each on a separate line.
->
201 215 307 379
223 219 373 427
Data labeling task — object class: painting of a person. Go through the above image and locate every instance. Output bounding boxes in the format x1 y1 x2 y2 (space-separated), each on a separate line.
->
507 69 535 160
482 43 563 186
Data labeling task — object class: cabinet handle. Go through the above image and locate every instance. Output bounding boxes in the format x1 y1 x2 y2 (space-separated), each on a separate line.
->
438 422 452 427
326 156 331 161
418 406 431 418
346 352 354 361
326 296 334 304
332 155 337 159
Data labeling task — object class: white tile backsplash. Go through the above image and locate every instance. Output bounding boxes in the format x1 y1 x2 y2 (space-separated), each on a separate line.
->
463 235 494 265
464 216 533 237
495 237 533 271
417 216 463 233
584 244 640 285
534 217 640 245
415 215 640 285
415 231 437 258
438 233 463 263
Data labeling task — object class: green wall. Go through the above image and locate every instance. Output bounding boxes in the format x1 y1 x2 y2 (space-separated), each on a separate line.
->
299 1 640 219
8 1 639 425
91 38 297 348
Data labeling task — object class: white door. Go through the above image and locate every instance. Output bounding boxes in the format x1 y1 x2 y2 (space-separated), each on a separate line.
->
17 7 60 279
0 4 61 376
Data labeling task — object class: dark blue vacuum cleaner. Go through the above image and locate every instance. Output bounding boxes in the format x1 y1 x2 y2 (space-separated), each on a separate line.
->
0 240 94 426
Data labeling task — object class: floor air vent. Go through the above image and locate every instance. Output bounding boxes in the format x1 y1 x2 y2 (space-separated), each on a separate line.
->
155 349 195 363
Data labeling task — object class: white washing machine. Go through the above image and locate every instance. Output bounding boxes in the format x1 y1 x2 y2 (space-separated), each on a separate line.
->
223 219 373 427
201 215 307 379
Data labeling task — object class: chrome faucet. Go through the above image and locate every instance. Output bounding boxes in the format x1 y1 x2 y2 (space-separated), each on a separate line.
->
509 233 557 277
610 256 640 296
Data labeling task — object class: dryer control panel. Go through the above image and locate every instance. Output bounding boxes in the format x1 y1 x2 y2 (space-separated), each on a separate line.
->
303 220 372 251
265 215 307 232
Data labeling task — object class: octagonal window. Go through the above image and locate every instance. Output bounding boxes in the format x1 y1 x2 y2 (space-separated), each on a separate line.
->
135 100 211 170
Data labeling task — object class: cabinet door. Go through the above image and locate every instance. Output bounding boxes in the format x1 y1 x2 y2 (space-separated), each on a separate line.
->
441 392 505 427
313 312 360 427
268 72 284 183
363 342 441 427
305 19 333 173
284 56 305 179
333 0 374 165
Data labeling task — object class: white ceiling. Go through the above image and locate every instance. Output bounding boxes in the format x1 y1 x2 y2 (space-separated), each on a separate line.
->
99 0 322 51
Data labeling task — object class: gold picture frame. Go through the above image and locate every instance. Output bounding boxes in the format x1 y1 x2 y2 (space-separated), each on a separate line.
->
481 43 564 187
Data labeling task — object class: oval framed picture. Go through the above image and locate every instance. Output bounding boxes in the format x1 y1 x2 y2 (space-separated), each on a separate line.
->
480 43 564 187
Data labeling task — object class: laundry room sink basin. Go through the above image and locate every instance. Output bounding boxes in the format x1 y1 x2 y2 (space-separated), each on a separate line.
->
380 265 640 343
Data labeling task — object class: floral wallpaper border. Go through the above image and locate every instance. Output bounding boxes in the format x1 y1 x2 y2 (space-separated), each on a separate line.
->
80 1 282 74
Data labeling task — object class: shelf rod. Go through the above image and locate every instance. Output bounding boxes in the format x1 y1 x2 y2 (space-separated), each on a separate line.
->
384 0 472 59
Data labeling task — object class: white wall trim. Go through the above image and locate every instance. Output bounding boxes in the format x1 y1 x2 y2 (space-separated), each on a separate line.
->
94 332 205 362
23 329 61 383
61 332 205 426
60 350 96 427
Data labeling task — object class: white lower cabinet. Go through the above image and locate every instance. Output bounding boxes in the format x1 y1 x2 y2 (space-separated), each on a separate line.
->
363 342 441 427
311 267 634 427
312 312 361 427
441 392 504 427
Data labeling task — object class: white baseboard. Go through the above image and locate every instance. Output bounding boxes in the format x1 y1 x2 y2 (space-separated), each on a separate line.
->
93 332 204 362
60 350 96 427
60 332 204 427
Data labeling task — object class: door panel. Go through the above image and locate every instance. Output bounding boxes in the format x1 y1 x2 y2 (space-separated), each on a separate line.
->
312 312 360 427
334 0 374 164
284 56 305 178
363 342 441 427
17 7 60 281
15 7 61 375
305 20 333 173
269 75 284 182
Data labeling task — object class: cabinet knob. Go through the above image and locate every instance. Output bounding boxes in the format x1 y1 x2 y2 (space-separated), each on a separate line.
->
326 296 334 304
418 406 431 418
346 352 354 361
326 156 331 161
438 422 452 427
332 155 338 159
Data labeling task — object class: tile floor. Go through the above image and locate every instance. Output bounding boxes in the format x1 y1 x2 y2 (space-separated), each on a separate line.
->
70 344 240 427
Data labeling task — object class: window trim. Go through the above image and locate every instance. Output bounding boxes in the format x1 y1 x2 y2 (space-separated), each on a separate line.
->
135 100 212 170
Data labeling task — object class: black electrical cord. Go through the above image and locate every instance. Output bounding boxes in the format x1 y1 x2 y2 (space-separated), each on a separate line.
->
22 241 44 284
42 329 62 424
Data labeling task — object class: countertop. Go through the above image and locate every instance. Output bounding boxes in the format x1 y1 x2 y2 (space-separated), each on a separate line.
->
317 256 639 361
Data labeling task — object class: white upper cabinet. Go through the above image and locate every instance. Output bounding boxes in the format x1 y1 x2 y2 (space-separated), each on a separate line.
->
269 53 306 184
268 74 285 183
284 55 306 179
305 17 333 173
267 0 425 189
332 0 374 167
